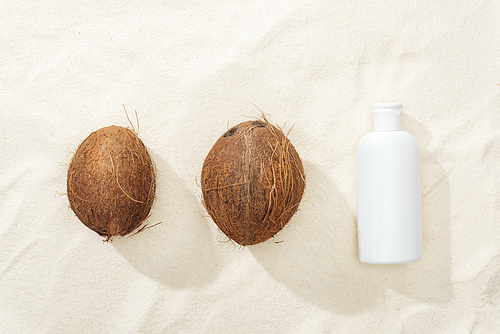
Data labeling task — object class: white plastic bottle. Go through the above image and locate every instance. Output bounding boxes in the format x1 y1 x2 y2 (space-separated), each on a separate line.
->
356 103 422 264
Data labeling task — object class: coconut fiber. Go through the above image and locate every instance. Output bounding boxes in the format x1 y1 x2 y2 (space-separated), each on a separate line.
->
201 118 306 245
67 125 156 240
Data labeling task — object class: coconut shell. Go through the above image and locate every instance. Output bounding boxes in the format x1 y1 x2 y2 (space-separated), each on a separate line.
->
201 119 305 245
67 125 156 240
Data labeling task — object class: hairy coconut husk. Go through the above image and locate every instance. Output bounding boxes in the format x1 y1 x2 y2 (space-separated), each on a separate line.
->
201 118 305 245
67 125 156 240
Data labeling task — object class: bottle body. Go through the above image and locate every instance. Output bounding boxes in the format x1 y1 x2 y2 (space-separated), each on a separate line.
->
356 130 422 264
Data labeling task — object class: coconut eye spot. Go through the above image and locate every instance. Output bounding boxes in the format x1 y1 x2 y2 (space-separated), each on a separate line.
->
250 121 266 128
223 126 238 138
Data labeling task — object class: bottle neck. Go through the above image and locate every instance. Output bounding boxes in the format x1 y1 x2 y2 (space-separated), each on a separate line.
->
373 103 403 131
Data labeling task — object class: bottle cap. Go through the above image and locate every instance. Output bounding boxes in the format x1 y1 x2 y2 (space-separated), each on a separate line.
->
373 103 403 131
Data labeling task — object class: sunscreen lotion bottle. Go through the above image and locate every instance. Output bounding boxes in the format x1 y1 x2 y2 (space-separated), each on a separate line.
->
356 103 422 264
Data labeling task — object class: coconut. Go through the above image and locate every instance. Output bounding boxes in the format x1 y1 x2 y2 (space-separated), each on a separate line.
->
67 125 156 240
201 118 305 245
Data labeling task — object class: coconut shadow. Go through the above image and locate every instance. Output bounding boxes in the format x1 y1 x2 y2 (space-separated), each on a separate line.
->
250 115 453 312
250 159 384 313
113 151 222 288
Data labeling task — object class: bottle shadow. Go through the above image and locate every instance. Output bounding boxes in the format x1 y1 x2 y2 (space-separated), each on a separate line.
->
113 151 221 288
250 115 453 312
376 114 453 301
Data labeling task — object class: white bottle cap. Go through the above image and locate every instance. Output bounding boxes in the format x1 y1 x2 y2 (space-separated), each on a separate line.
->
373 103 403 131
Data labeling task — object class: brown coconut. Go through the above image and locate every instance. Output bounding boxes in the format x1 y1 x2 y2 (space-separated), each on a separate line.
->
67 125 156 240
201 118 305 246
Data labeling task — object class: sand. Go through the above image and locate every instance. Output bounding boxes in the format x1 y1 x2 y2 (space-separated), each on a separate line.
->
0 1 499 332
